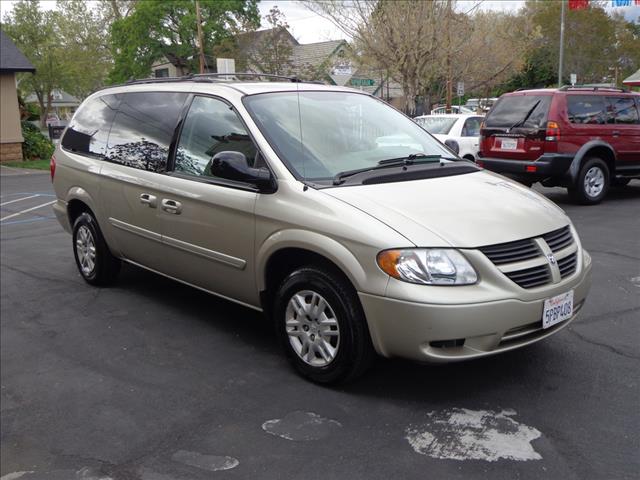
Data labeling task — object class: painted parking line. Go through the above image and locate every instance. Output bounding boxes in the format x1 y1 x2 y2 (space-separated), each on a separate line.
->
1 215 56 226
0 200 56 222
0 192 55 199
0 194 41 207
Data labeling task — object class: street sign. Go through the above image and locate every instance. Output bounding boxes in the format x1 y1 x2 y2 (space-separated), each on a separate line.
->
350 78 375 87
457 81 465 96
570 73 577 85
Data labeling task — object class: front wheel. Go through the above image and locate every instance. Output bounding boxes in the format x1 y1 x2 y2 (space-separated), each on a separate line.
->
568 157 609 205
273 267 374 384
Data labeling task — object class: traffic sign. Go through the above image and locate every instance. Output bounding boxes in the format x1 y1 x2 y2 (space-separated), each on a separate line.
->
350 78 375 87
457 81 465 96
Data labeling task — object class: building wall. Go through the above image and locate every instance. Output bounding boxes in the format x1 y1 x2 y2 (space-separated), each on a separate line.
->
0 73 24 162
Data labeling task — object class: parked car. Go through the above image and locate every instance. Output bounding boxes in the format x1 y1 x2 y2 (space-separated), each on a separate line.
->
478 86 640 204
414 114 484 161
52 77 591 384
430 105 475 115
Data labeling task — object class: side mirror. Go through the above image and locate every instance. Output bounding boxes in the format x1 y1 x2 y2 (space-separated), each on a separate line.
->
209 151 275 192
444 139 460 155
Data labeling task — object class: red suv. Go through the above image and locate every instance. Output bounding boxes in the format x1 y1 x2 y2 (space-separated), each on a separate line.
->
477 86 640 204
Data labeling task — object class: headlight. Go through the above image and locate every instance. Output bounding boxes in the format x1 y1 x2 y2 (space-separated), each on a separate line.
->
377 249 478 285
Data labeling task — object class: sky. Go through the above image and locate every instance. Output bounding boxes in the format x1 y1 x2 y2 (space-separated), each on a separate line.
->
1 0 639 43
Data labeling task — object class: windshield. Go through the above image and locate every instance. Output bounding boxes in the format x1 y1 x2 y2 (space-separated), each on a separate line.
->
485 95 551 129
243 91 453 182
414 116 458 134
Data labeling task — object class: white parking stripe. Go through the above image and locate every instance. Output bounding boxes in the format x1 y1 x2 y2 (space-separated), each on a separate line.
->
0 194 40 207
0 200 56 222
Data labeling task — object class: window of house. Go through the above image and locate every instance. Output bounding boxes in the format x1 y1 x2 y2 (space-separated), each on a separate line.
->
61 94 119 157
106 92 188 172
174 96 257 179
567 96 606 124
606 97 639 124
155 68 169 78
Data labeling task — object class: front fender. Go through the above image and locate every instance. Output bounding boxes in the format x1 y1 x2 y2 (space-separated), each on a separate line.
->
568 140 616 182
256 229 384 294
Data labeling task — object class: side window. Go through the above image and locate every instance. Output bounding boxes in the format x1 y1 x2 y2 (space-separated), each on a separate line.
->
462 117 482 137
607 97 639 125
567 96 606 124
61 94 119 157
106 92 187 173
174 96 257 178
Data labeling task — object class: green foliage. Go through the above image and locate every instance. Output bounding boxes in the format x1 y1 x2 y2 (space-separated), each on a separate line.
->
21 121 54 161
108 0 260 83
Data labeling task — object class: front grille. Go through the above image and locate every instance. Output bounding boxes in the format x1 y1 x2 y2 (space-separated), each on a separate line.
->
480 225 577 289
504 264 551 289
479 238 539 265
543 226 573 252
558 252 578 278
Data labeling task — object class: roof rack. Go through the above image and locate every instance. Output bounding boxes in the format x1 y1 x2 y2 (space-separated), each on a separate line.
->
121 72 306 87
558 84 629 93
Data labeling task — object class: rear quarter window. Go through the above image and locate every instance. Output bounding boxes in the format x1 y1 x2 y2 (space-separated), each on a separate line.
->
606 96 640 124
61 94 119 157
566 95 607 124
484 95 551 128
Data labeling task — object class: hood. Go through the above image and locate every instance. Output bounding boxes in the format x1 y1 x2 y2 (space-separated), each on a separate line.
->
322 170 569 248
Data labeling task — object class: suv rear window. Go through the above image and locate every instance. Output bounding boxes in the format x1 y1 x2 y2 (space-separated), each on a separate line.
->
485 95 551 128
567 95 607 124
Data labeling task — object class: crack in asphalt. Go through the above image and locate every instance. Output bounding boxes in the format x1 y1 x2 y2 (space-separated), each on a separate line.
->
0 262 81 287
567 328 639 360
577 306 640 325
588 249 640 262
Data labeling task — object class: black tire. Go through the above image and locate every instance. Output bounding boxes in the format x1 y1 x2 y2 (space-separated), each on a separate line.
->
273 266 375 384
611 177 631 187
72 212 120 286
568 156 610 205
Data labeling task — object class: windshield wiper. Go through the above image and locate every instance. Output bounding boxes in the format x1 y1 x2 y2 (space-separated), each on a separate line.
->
509 100 541 131
332 154 453 185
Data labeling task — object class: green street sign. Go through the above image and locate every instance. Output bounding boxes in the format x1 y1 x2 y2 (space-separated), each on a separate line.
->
350 78 375 86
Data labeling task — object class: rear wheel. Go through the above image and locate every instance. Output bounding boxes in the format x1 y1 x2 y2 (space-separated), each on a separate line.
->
274 266 374 384
568 157 609 205
72 212 120 286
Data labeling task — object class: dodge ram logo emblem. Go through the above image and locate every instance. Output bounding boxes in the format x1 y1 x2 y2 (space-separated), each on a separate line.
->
547 254 557 265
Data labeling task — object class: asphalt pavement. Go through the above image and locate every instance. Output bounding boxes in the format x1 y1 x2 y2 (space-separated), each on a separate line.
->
1 167 639 480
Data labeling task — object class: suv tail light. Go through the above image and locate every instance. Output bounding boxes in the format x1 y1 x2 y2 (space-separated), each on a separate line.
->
50 154 56 181
545 121 560 142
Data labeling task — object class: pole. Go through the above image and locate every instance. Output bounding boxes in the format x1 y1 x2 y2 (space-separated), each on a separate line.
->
558 0 565 87
196 0 205 74
445 0 453 113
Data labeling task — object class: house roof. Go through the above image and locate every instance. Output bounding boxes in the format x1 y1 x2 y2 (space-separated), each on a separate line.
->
0 30 35 73
25 89 80 106
622 69 640 86
291 40 346 70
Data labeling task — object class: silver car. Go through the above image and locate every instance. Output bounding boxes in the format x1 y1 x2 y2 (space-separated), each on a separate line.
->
52 77 592 384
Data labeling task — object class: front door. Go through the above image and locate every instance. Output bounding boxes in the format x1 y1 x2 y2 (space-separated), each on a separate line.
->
156 95 259 307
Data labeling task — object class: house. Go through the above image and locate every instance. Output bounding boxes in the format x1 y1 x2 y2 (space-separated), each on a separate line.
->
622 69 640 88
24 90 81 123
151 53 193 78
0 30 35 162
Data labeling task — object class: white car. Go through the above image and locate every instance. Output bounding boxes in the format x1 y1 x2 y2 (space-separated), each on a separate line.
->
413 114 484 161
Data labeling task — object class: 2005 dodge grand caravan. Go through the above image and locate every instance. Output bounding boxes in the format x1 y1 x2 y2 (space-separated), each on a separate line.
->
52 76 592 384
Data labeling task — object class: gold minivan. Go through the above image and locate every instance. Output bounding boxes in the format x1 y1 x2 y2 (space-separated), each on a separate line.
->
52 76 592 384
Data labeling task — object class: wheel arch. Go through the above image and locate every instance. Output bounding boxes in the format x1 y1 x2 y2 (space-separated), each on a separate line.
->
568 141 616 183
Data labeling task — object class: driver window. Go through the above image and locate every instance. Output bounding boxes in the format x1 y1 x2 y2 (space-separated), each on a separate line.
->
175 96 257 178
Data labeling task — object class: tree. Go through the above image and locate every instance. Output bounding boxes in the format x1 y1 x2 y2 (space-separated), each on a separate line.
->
245 6 295 76
108 0 260 83
1 0 66 127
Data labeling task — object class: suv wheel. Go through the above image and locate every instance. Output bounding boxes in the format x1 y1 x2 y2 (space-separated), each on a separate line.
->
569 157 610 205
274 267 374 384
72 212 121 286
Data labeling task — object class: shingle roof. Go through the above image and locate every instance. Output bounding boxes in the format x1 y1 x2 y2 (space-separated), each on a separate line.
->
25 90 80 106
622 69 640 86
291 40 345 69
0 30 35 73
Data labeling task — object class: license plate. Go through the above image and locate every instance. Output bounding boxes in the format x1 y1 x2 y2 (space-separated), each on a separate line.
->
542 290 574 329
499 138 518 150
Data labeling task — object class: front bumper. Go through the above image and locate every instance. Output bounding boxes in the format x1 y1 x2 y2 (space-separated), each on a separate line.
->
477 153 574 177
359 255 591 362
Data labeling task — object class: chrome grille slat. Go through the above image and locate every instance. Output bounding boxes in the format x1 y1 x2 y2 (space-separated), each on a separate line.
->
558 252 578 278
504 265 550 288
543 226 573 252
479 239 539 265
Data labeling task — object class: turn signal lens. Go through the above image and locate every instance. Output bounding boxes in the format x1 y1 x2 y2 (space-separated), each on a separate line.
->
50 154 56 182
376 249 478 285
545 121 560 142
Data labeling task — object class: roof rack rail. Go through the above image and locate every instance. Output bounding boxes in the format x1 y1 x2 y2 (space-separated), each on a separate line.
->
120 72 305 87
558 84 629 93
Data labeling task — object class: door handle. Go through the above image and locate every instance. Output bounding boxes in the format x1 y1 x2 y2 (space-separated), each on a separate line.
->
161 199 182 214
612 130 620 137
139 193 157 208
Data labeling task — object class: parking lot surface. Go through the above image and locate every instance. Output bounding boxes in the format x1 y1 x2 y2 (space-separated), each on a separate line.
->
1 168 639 480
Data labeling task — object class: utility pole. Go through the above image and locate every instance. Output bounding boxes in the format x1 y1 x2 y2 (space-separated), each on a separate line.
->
445 0 453 113
558 0 565 87
196 0 205 74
